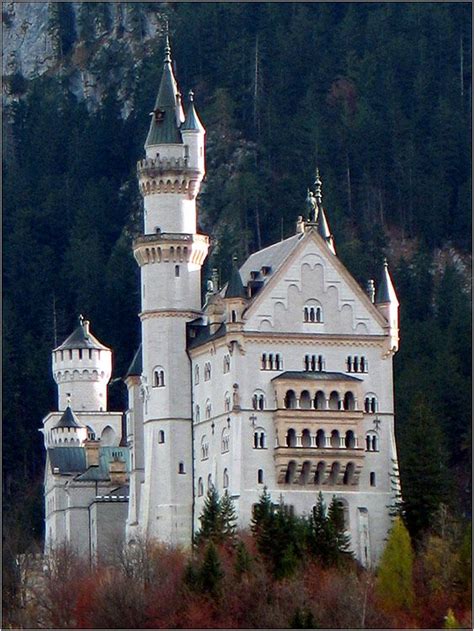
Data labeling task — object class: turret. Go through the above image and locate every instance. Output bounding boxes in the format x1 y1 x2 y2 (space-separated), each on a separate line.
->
50 406 87 447
302 169 336 254
375 258 399 352
52 315 112 412
181 90 205 175
224 257 247 330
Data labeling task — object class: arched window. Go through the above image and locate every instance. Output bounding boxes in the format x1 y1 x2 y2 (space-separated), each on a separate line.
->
315 390 326 410
315 306 322 323
253 428 266 449
284 390 297 409
223 468 229 488
257 469 264 484
316 429 325 448
87 426 96 440
315 462 325 484
207 473 212 490
231 310 237 323
194 365 200 385
223 355 231 373
300 390 312 409
304 302 323 324
370 472 376 486
301 428 311 448
261 353 267 370
221 428 230 453
330 429 340 448
153 367 165 387
175 265 180 277
204 362 211 381
201 436 209 460
300 461 311 484
343 392 355 411
342 462 355 485
364 394 378 413
198 477 204 496
158 430 165 444
365 432 379 452
303 306 309 322
285 461 297 484
101 425 116 447
329 391 339 410
252 391 265 410
328 462 340 484
224 392 231 412
178 462 185 474
345 430 356 449
275 354 282 370
195 405 200 423
286 428 297 447
205 399 212 420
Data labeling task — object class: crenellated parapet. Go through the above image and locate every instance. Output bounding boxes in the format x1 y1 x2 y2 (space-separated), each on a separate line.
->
133 232 209 267
137 157 202 199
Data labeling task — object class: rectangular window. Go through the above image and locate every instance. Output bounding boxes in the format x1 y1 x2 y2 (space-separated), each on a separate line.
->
370 472 376 486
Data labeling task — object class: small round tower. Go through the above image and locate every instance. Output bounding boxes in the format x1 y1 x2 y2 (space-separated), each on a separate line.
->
52 315 112 412
50 405 87 446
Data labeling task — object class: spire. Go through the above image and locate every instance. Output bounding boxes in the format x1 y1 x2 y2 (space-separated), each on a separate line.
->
54 406 81 429
55 316 109 351
181 90 205 132
145 35 183 147
225 256 246 299
125 344 142 378
375 258 398 304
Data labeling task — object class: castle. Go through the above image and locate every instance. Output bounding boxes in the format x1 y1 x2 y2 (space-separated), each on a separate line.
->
42 38 400 566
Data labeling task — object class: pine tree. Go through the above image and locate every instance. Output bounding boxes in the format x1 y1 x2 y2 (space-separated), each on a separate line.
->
327 495 352 564
376 516 414 611
194 485 222 546
219 491 237 541
199 541 224 597
234 540 253 579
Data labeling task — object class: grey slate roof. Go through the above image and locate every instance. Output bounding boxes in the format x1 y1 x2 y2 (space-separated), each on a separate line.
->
145 39 183 147
375 260 397 304
271 371 363 382
48 446 130 480
181 95 205 132
55 320 109 351
317 206 331 239
53 406 82 429
125 344 142 378
239 233 302 288
225 263 246 299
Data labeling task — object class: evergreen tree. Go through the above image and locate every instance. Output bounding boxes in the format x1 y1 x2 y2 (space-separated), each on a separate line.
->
219 491 237 541
194 485 222 546
234 540 253 579
327 496 352 563
376 516 414 611
199 541 224 597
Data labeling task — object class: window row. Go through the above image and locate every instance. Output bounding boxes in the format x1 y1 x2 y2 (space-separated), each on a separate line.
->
284 389 357 411
304 354 325 372
283 428 378 452
197 470 229 496
303 305 323 323
261 353 283 371
283 460 358 485
194 354 231 385
201 429 231 458
346 356 368 373
54 349 102 361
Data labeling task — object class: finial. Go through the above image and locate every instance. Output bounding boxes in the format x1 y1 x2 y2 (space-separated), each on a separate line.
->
188 89 194 102
163 20 171 63
383 257 388 268
78 314 84 326
314 168 323 206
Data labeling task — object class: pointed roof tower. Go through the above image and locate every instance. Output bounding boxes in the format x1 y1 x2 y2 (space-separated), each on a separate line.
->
375 258 398 305
181 90 205 132
225 256 246 299
55 315 109 351
313 169 336 255
125 344 143 378
145 34 183 147
54 406 82 429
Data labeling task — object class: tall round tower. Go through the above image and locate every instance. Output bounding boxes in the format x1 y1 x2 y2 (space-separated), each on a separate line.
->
52 315 112 412
133 38 209 545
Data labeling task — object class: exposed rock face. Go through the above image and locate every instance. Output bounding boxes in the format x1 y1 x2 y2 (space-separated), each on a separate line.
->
2 2 166 117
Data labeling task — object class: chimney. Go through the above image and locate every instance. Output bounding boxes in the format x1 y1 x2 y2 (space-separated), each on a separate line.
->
109 456 127 486
84 439 100 467
83 320 90 334
366 279 375 303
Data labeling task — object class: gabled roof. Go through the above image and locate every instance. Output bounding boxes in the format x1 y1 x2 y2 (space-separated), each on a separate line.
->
145 37 183 147
53 406 82 429
239 233 302 289
125 344 142 378
55 317 109 352
271 371 363 382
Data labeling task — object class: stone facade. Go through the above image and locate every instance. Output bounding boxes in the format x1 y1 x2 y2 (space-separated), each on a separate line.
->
43 40 400 567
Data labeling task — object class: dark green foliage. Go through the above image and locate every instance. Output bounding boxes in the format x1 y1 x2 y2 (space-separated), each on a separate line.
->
2 3 471 548
195 487 237 547
199 542 224 597
307 493 352 567
398 397 452 541
234 540 253 579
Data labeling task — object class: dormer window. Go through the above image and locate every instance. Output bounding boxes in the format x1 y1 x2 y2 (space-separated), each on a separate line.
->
154 108 165 123
261 266 271 276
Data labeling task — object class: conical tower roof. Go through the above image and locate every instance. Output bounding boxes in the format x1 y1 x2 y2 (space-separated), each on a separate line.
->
181 90 205 132
55 315 109 352
54 406 82 429
145 36 183 147
225 257 246 299
125 344 142 378
376 258 398 304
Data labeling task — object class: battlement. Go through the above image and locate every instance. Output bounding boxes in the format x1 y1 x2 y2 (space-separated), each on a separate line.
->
137 156 200 177
133 232 209 267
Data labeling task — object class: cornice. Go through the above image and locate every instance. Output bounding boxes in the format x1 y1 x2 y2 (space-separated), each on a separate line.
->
140 309 201 321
